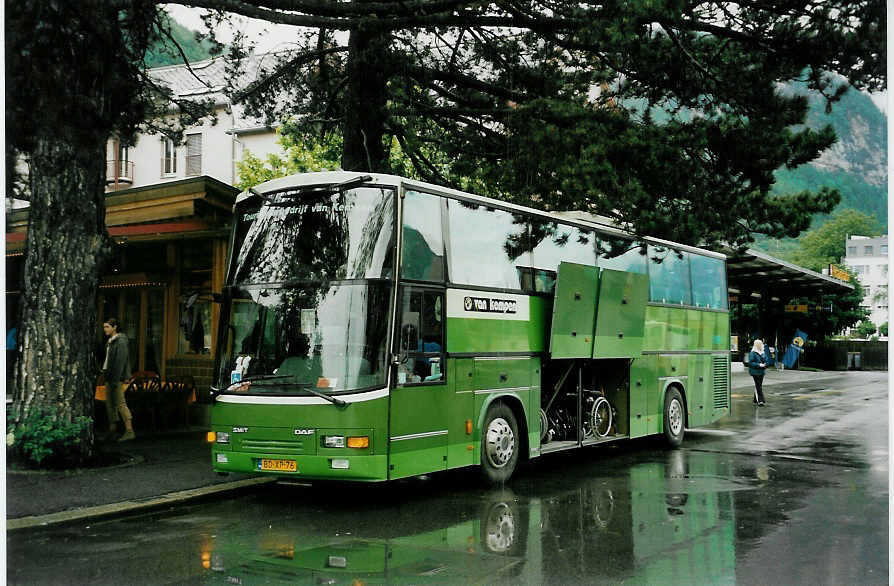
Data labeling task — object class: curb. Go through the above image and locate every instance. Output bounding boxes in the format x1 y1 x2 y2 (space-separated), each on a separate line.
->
6 454 145 476
7 476 277 532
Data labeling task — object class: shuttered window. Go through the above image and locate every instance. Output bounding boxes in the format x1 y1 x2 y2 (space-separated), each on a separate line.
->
186 133 202 176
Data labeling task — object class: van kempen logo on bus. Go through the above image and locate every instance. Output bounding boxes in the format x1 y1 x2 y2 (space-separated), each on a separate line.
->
464 296 518 314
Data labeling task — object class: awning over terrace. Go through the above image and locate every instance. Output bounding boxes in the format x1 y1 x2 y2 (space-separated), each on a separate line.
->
724 247 853 300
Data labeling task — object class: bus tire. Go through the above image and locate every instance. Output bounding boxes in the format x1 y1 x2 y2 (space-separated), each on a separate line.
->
481 402 519 484
663 387 685 447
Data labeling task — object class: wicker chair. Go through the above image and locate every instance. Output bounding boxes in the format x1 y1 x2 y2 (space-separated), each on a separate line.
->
125 371 161 430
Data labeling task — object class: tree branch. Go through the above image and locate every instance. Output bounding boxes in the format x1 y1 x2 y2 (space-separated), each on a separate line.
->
233 46 349 103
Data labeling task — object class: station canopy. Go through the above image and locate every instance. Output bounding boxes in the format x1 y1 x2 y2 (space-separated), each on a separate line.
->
724 247 853 299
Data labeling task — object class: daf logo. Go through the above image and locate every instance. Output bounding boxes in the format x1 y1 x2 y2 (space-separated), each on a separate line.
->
232 427 249 433
294 428 315 436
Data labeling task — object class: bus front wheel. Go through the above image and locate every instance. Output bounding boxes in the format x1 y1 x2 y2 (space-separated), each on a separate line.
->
663 388 685 447
481 403 519 484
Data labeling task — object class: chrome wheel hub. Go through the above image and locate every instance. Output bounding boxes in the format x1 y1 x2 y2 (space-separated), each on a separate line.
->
485 417 515 468
668 398 683 436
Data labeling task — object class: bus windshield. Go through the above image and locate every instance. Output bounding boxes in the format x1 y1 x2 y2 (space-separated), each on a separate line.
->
219 282 392 394
217 184 396 394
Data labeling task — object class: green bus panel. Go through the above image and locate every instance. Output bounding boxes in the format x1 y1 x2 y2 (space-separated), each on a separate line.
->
643 306 730 352
628 356 655 438
389 383 449 479
447 358 476 469
593 269 649 358
550 262 598 358
447 297 551 354
685 355 706 427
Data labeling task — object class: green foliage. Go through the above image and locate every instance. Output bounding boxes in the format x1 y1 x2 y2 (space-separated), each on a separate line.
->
236 130 343 190
855 320 877 338
775 166 887 228
777 208 883 271
7 408 91 469
879 322 888 336
144 11 219 68
237 126 461 192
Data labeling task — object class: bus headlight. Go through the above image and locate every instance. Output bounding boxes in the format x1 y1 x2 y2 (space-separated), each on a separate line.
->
323 435 345 448
216 432 230 444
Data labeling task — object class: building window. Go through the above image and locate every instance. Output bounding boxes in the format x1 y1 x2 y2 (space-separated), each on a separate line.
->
186 133 202 176
847 246 857 256
881 245 888 254
162 137 177 176
864 245 874 255
118 144 130 167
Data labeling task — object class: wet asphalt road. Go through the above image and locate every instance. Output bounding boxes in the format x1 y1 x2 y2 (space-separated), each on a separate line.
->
7 370 888 585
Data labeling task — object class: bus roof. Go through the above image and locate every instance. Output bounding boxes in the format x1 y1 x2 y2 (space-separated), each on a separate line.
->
241 171 726 260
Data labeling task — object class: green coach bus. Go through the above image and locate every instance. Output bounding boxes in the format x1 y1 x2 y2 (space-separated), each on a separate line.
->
208 172 730 483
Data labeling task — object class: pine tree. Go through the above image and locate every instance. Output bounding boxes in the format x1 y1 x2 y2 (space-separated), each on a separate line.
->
193 0 884 248
6 2 212 464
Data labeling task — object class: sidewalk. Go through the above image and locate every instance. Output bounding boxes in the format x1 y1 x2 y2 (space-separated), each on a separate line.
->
7 368 847 531
6 429 273 531
730 364 842 390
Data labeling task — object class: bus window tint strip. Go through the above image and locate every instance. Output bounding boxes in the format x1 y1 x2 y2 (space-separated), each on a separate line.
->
232 187 395 284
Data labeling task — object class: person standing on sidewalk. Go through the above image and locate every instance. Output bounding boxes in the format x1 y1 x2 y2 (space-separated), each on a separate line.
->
746 339 769 406
102 318 135 441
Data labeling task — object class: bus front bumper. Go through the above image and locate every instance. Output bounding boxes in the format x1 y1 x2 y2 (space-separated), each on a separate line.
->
211 450 388 482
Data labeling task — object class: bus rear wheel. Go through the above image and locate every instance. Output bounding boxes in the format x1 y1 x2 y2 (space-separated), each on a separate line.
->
663 387 685 447
481 403 519 484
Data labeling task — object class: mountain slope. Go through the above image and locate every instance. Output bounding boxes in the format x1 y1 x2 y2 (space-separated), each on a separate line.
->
774 86 887 226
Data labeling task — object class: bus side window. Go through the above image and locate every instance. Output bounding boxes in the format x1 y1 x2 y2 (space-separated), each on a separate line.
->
690 254 728 309
397 287 445 385
648 245 692 305
402 191 445 281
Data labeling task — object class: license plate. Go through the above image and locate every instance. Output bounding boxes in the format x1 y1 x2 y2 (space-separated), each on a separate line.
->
258 458 297 472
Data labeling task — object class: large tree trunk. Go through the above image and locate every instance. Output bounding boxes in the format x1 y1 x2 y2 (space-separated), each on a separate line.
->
12 138 112 462
342 27 390 173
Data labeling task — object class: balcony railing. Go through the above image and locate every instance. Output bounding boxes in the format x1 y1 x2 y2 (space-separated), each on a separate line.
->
106 160 135 186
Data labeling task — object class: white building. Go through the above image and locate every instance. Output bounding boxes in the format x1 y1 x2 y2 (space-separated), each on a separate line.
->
843 234 889 329
105 55 286 192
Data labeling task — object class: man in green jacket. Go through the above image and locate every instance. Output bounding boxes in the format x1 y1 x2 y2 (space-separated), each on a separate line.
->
102 318 135 441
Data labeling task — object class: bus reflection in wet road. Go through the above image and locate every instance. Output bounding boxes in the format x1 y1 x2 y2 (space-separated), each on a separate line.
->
8 372 888 586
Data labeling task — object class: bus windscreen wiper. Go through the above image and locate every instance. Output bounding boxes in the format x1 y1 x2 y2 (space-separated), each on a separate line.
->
210 374 296 395
211 377 347 407
246 379 347 407
243 374 295 382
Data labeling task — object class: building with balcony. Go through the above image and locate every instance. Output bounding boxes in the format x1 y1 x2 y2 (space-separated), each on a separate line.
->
105 54 286 193
8 55 288 426
843 234 889 331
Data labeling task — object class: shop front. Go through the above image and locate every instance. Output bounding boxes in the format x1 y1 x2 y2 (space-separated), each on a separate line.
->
6 176 239 428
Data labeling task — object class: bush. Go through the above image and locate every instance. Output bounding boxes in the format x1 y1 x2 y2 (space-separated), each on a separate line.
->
855 320 877 339
7 408 91 469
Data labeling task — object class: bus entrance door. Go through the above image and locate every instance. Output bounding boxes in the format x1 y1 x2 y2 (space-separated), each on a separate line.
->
388 286 448 479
